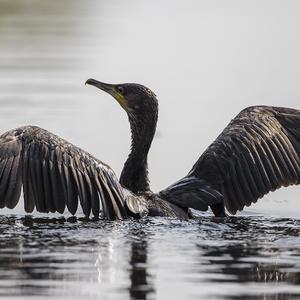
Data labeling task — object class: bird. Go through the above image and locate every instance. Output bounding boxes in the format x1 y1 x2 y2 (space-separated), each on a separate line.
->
0 79 299 220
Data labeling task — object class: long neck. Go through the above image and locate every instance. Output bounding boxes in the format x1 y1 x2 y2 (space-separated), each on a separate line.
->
120 110 157 194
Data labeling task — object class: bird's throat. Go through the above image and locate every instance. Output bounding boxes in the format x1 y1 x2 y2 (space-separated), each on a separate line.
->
120 112 157 194
120 151 150 194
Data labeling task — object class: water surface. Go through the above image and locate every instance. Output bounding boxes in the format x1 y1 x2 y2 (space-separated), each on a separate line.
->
1 215 300 300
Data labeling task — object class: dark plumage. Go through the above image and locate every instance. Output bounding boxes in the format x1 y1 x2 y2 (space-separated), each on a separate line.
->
187 106 300 215
0 79 299 219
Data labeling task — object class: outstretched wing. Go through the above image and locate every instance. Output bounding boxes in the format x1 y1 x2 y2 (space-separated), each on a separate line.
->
159 106 300 215
190 106 300 214
0 126 127 219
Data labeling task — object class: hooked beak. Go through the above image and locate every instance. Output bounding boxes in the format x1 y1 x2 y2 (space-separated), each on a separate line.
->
85 78 127 109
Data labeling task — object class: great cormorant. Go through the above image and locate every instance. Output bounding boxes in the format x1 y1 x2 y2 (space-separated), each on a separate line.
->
0 79 299 219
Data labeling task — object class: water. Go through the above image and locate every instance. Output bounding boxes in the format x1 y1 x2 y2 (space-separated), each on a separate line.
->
1 215 300 300
1 0 300 299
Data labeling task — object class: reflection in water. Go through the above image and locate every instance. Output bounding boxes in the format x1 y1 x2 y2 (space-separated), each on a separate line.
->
0 217 157 299
0 216 299 299
195 217 300 300
201 243 300 285
93 224 154 300
129 233 154 300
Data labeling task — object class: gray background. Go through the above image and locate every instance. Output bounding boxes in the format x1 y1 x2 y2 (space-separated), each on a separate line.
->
0 0 299 216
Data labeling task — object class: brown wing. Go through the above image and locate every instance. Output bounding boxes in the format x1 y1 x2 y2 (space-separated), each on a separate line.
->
0 126 127 219
189 106 300 214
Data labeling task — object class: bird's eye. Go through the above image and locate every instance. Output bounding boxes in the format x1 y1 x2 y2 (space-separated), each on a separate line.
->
117 86 124 94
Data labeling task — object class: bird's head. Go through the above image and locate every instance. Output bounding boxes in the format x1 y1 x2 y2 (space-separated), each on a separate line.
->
86 78 159 192
86 78 158 192
85 78 158 119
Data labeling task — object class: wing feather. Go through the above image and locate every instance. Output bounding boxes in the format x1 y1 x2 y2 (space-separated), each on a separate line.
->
23 144 35 213
0 157 14 208
42 159 55 213
62 164 78 215
189 106 300 214
5 154 22 209
0 126 127 219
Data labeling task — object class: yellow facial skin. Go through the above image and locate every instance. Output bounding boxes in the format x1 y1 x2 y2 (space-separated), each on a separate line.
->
85 78 128 110
112 90 127 110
